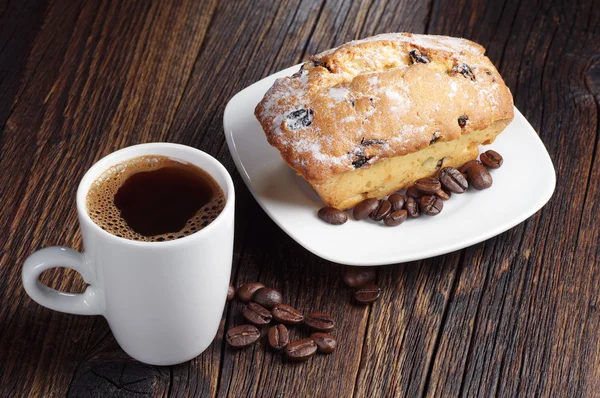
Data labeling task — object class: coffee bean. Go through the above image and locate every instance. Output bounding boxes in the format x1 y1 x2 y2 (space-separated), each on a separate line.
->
237 282 264 302
285 338 317 361
467 163 493 190
252 287 283 309
354 284 381 304
226 325 260 348
480 150 503 168
435 188 451 201
420 195 443 215
406 185 422 199
242 302 272 325
318 207 348 225
388 193 406 211
406 197 420 218
384 209 408 226
272 304 304 325
305 313 336 332
370 200 392 221
353 198 379 220
414 177 441 194
342 267 376 288
439 167 468 193
311 333 337 354
227 284 235 301
268 324 289 350
458 159 482 174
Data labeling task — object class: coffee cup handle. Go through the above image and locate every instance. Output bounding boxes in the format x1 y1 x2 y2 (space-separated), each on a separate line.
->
22 247 103 315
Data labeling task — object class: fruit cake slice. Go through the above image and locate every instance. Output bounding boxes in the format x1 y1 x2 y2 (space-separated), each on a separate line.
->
255 33 514 209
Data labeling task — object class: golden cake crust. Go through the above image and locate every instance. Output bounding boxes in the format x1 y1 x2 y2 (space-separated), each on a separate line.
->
254 33 514 184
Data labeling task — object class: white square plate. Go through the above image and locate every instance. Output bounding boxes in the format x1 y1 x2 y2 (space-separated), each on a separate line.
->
223 65 556 266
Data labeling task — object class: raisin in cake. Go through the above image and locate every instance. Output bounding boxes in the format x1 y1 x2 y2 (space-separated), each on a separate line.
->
255 33 514 209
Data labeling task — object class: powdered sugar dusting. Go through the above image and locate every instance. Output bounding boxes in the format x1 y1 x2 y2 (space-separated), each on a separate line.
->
255 32 512 180
449 81 457 98
329 87 349 102
290 136 347 166
385 90 410 113
391 125 428 144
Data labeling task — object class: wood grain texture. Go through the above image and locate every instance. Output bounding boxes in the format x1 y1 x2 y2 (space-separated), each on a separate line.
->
0 0 598 397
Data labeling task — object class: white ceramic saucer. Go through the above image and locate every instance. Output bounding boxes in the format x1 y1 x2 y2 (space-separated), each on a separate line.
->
223 65 556 266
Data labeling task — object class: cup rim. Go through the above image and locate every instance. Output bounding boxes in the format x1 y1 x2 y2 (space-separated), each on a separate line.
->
76 143 235 247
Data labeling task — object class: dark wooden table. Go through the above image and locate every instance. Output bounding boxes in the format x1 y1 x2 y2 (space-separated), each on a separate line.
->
1 0 599 396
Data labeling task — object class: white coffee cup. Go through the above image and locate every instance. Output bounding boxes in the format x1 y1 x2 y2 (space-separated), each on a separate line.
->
22 143 234 366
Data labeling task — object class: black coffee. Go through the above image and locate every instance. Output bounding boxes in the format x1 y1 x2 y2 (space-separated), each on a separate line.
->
86 155 225 242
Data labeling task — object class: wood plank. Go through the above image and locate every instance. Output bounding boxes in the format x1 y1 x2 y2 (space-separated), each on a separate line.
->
0 0 48 133
0 0 598 397
162 1 382 397
421 0 600 396
0 0 219 396
354 254 462 396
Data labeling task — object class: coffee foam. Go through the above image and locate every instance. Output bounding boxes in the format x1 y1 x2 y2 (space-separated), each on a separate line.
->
86 156 225 242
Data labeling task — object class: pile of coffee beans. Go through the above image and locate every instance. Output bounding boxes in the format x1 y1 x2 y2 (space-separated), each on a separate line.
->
342 267 381 304
225 283 337 362
318 149 503 225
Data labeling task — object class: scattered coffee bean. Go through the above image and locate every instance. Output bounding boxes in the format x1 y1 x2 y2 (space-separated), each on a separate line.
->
371 200 392 221
458 159 482 174
305 313 336 332
406 185 423 199
342 267 376 288
311 333 337 354
227 284 235 301
467 163 493 190
237 282 264 302
226 325 260 348
388 193 406 211
272 304 304 325
406 196 420 218
384 209 408 226
268 324 289 351
252 287 283 309
435 188 451 201
420 195 443 215
414 177 441 194
480 150 503 168
242 302 272 326
354 284 381 304
318 207 348 225
439 167 468 193
285 338 318 361
353 198 380 220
